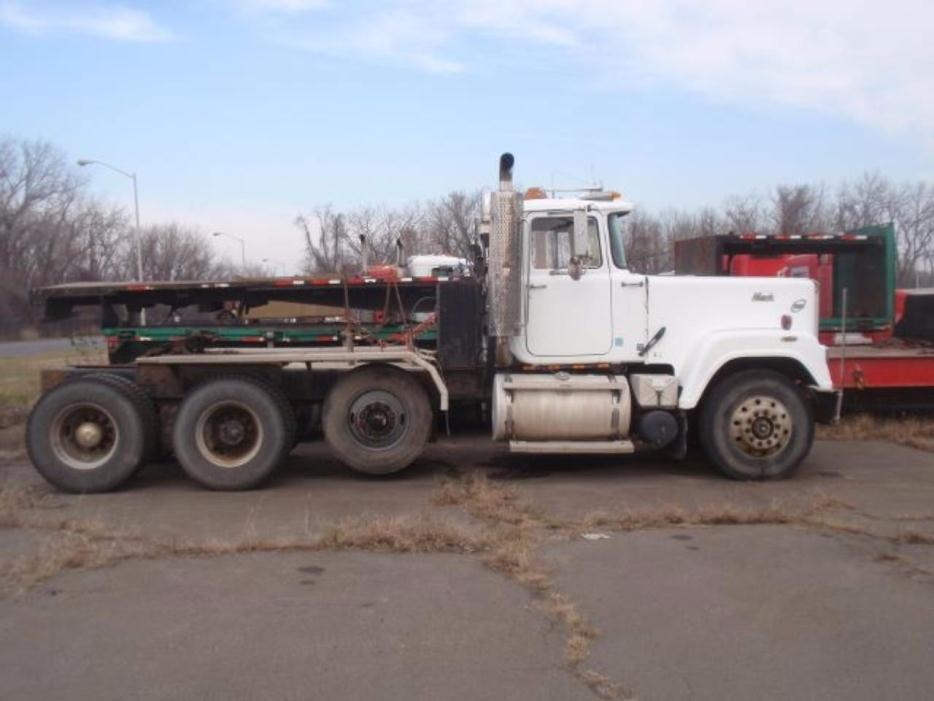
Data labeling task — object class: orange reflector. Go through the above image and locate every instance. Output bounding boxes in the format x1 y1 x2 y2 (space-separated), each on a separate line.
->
524 187 547 199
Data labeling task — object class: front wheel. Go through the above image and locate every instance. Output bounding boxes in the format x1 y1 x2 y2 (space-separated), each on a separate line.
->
323 365 432 475
699 370 814 480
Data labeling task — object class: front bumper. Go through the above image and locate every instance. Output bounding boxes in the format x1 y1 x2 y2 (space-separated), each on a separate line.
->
811 387 843 424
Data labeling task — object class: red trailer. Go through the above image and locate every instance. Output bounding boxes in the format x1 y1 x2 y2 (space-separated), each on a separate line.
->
674 224 934 410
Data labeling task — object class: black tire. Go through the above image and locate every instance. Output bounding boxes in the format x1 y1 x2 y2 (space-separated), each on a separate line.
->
26 378 149 493
172 375 295 490
699 369 814 480
80 373 159 463
323 365 432 475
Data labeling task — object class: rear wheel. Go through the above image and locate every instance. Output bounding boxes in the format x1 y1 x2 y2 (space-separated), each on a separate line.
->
699 369 813 480
26 378 149 493
323 365 432 475
81 373 159 464
173 376 294 490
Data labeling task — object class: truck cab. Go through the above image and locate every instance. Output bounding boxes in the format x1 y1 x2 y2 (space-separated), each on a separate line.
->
487 154 839 479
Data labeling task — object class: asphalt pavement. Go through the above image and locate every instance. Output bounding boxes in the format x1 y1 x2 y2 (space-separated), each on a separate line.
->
1 437 933 700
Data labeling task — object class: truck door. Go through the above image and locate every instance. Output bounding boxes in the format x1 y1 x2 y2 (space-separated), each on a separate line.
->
525 214 613 357
608 210 648 363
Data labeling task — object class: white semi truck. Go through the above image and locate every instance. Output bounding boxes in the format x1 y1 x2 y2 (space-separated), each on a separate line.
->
27 153 841 492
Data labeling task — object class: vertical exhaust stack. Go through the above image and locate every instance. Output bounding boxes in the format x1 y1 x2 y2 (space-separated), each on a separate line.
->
395 237 405 268
487 152 523 338
359 235 368 273
499 152 515 191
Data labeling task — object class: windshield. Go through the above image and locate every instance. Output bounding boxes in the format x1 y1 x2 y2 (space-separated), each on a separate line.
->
608 212 628 269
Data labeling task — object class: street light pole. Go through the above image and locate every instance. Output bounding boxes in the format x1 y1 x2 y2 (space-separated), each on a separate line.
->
213 232 246 269
77 159 144 283
131 172 143 285
78 158 146 323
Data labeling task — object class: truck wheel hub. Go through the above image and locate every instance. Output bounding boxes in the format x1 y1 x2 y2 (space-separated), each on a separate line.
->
730 395 792 456
195 402 263 468
74 421 104 449
51 405 119 470
349 392 405 448
751 417 774 439
218 419 246 446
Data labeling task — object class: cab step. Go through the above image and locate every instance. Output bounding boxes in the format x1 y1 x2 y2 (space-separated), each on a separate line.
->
508 440 635 454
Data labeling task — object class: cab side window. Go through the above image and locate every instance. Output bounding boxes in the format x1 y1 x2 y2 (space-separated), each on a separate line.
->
530 216 601 270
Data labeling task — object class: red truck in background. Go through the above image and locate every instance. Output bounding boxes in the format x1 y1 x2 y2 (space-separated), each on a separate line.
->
675 224 934 410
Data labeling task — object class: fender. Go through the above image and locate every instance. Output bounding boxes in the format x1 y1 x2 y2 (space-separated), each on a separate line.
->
676 329 833 410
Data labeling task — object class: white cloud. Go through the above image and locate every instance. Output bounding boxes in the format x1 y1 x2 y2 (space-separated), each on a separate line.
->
271 6 466 74
234 0 328 14
0 2 173 42
563 0 934 139
238 0 934 139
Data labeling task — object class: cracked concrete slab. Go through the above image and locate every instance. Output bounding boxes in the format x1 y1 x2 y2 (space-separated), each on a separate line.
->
547 525 934 701
0 551 591 701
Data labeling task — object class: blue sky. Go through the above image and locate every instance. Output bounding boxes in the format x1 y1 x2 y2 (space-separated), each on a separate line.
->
1 0 932 273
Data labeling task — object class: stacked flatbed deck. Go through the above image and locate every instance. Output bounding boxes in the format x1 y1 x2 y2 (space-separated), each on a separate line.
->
35 273 483 375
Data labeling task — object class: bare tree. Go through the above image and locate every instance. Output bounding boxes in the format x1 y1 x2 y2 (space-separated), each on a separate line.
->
64 201 130 281
0 138 89 333
835 172 892 231
123 223 230 281
771 184 832 236
425 190 480 257
891 182 934 286
296 206 348 274
723 193 766 234
624 210 669 273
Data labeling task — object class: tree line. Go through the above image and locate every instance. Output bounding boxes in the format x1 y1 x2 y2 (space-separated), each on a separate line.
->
0 138 233 336
624 178 934 284
299 176 934 287
296 190 480 274
2 135 932 338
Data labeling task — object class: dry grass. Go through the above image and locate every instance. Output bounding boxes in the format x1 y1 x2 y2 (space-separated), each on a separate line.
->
438 472 629 699
436 473 542 529
0 341 106 411
817 413 934 452
0 483 56 527
316 514 488 554
0 512 488 593
579 493 855 538
484 537 550 593
3 528 123 591
892 529 934 545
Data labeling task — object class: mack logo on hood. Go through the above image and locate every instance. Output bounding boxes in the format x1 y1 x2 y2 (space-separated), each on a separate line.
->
752 292 774 302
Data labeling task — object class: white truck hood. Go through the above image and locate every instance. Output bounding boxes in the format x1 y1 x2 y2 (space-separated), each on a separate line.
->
647 274 819 342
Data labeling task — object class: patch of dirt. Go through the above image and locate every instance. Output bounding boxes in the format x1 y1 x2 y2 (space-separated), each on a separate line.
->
0 406 28 430
0 424 24 458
